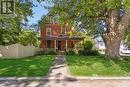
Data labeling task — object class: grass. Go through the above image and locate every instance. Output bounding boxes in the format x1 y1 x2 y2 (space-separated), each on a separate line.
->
67 55 130 76
0 55 54 77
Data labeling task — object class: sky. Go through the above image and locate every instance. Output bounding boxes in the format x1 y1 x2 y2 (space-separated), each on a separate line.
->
27 0 49 25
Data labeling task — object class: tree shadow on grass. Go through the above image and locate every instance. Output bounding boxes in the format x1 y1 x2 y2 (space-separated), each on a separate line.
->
67 55 130 76
118 58 130 75
101 56 130 76
0 55 54 77
0 55 78 87
67 55 104 66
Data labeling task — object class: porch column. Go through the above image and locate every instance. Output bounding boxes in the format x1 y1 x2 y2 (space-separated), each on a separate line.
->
66 40 67 51
45 40 47 51
55 40 56 51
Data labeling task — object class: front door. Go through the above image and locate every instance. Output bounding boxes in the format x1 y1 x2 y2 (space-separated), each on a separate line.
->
57 41 61 50
47 40 51 48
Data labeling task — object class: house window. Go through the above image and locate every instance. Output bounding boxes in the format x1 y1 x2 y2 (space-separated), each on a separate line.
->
61 28 66 35
47 40 51 48
46 28 51 36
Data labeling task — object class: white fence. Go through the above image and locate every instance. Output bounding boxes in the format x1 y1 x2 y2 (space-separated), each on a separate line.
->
0 43 42 58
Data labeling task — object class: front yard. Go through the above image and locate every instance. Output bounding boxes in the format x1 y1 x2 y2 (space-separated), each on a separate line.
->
0 55 54 77
67 55 130 76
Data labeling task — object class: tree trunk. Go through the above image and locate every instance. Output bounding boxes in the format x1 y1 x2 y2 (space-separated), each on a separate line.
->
103 33 122 59
101 9 130 59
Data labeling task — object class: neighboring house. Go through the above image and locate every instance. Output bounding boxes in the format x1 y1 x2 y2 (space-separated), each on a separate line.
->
96 41 105 54
39 15 83 52
94 36 130 54
94 37 105 54
120 43 130 54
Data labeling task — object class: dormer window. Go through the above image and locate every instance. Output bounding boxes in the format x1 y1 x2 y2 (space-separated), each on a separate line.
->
61 28 66 35
46 28 51 36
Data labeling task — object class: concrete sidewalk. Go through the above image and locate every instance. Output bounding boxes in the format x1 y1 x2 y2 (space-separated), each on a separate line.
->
0 55 130 87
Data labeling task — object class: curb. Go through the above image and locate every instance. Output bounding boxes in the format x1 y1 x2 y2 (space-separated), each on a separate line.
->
69 76 130 80
0 76 130 81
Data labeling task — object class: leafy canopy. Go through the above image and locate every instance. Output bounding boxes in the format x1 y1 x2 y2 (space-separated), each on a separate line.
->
0 0 34 45
44 0 130 34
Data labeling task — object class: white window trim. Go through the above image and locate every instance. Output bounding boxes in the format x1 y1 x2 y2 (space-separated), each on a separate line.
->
61 27 66 35
46 28 52 36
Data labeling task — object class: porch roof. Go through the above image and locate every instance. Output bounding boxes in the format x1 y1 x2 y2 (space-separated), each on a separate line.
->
41 36 84 40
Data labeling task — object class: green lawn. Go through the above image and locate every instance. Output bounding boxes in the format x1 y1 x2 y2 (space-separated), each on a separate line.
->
67 55 130 76
0 55 54 77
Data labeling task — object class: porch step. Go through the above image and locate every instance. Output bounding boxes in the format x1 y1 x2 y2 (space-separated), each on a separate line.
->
57 51 66 55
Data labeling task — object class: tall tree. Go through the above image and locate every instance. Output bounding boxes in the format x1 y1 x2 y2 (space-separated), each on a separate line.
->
0 0 33 45
45 0 130 59
19 29 38 46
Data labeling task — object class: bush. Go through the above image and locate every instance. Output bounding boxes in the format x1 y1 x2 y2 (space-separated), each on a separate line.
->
90 50 99 56
48 50 56 55
83 41 93 51
66 50 75 55
78 40 99 56
35 51 45 55
78 50 84 55
78 50 99 56
83 50 92 55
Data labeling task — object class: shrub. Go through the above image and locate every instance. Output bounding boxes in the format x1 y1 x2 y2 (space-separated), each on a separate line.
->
78 40 99 56
66 50 75 55
90 50 99 56
35 51 45 55
48 50 56 55
78 50 84 55
82 50 92 55
83 41 93 51
78 50 99 56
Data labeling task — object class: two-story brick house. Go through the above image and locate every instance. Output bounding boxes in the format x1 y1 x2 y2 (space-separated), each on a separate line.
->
39 15 83 52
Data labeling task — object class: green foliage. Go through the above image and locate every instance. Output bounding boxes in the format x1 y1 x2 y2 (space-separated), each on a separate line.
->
83 41 93 51
47 50 56 55
78 50 99 56
43 0 130 59
0 1 33 45
75 42 83 48
78 50 84 55
0 29 39 46
19 30 38 46
75 34 92 48
45 0 130 34
124 25 130 47
36 50 56 55
35 51 45 55
78 40 99 56
90 50 99 55
0 29 19 45
125 34 130 47
66 50 75 55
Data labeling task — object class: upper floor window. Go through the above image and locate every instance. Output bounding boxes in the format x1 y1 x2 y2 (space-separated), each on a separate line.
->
61 28 66 35
46 28 51 36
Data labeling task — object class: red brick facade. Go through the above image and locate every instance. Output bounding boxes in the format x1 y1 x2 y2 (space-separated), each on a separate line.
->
40 23 81 51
